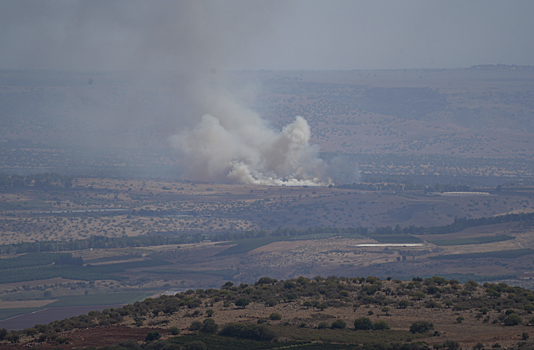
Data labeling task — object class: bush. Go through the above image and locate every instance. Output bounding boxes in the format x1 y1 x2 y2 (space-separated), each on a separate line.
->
316 303 328 311
183 341 207 350
331 319 347 329
269 312 282 321
373 320 390 330
145 330 161 342
235 298 250 308
503 314 522 326
442 340 460 350
119 340 140 348
200 319 218 334
354 317 373 330
265 299 278 307
219 323 277 341
317 322 330 329
189 321 203 331
169 327 180 336
398 300 410 309
410 321 434 334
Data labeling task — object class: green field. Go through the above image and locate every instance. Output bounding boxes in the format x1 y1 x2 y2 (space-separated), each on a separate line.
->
0 258 171 284
0 291 152 321
215 237 289 256
0 307 42 321
429 235 514 246
429 248 534 260
49 291 151 307
84 254 143 264
146 269 238 280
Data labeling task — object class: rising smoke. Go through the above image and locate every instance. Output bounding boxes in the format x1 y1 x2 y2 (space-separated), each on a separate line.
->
0 1 359 186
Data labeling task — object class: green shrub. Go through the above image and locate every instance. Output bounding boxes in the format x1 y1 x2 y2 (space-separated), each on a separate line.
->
118 339 140 348
269 312 282 321
183 341 207 350
235 298 249 308
317 322 330 329
354 317 373 330
169 326 180 335
503 314 522 326
410 321 434 334
145 330 161 342
331 319 347 329
200 319 218 334
189 321 203 331
265 299 278 307
218 323 277 341
398 300 410 309
442 340 460 350
373 320 390 330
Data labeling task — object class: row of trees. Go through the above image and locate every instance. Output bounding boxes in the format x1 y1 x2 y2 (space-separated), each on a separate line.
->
2 211 534 255
0 173 72 189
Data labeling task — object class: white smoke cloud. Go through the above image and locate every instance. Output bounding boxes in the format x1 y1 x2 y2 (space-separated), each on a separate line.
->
169 104 331 186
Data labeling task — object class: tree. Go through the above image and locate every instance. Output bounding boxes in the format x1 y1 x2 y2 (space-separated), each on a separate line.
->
412 292 426 300
318 322 329 329
443 340 460 350
524 304 534 313
473 342 484 350
316 303 328 311
381 306 390 315
201 319 218 334
169 327 180 335
206 309 214 317
503 313 522 326
354 317 373 330
373 320 390 330
410 321 434 334
183 341 207 350
145 330 161 342
269 312 282 321
331 319 347 329
189 321 203 331
235 298 249 308
398 300 410 309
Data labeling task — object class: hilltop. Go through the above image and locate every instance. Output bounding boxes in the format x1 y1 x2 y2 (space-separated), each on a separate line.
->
1 275 534 349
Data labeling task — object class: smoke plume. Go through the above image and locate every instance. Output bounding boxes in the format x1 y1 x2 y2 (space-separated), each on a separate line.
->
0 1 359 186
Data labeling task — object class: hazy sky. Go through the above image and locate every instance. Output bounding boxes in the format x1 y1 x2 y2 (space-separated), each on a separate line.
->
251 0 534 70
0 0 533 71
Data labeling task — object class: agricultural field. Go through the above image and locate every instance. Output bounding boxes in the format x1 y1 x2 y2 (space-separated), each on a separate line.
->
1 176 534 244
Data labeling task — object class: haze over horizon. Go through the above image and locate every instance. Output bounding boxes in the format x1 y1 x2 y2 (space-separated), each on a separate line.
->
0 0 532 72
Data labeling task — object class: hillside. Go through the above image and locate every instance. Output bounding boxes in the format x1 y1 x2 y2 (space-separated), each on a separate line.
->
1 275 534 349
